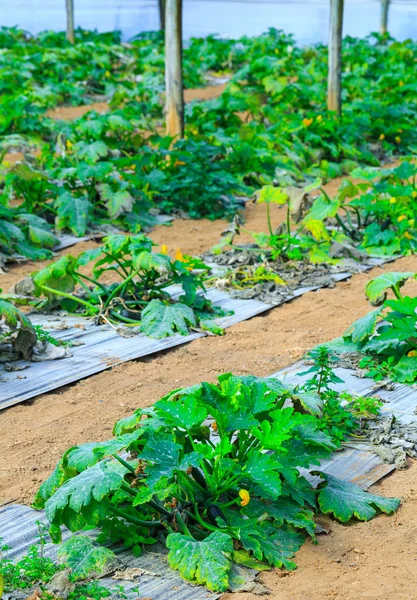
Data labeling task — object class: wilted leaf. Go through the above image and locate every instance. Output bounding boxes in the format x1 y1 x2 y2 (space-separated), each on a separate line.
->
365 273 415 305
58 536 117 581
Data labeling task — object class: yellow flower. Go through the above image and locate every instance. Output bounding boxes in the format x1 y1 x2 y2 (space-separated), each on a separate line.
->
412 191 417 199
129 164 136 170
174 160 186 168
389 197 397 204
239 489 250 507
175 248 184 262
316 115 323 123
379 134 385 141
302 118 313 127
105 70 111 78
399 81 404 87
211 422 218 431
409 218 415 227
66 139 73 150
160 244 168 255
404 231 413 240
395 136 401 143
407 350 417 357
398 215 408 222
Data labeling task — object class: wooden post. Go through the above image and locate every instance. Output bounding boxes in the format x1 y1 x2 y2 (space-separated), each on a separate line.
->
159 0 166 30
380 0 390 35
66 0 75 44
327 0 344 114
165 0 184 137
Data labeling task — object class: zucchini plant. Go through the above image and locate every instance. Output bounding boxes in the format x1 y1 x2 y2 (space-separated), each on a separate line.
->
330 272 417 383
34 372 400 592
29 234 227 337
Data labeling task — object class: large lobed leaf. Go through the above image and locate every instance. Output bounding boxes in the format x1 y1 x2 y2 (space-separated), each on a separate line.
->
57 536 117 581
166 531 233 592
314 472 400 522
140 300 197 338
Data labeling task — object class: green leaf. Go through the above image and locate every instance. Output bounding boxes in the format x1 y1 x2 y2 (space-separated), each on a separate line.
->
139 435 201 488
55 192 91 237
32 450 77 509
292 389 323 417
344 309 381 344
166 531 233 592
231 549 270 571
245 497 316 537
155 396 208 430
65 433 142 472
45 460 128 528
303 194 339 223
365 273 415 305
140 300 197 339
74 140 109 163
257 185 288 205
58 536 116 581
32 255 77 300
133 250 172 276
257 524 304 570
98 184 134 219
245 450 283 499
314 472 400 522
393 355 417 383
252 407 306 451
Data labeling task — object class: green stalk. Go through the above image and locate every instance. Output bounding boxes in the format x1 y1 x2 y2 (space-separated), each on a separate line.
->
102 271 136 310
266 202 273 236
40 285 95 311
185 506 218 533
391 284 404 300
109 506 161 528
286 200 291 236
112 453 136 474
78 272 109 294
175 511 192 537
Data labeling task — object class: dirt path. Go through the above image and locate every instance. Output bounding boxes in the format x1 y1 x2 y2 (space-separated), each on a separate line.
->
46 82 228 121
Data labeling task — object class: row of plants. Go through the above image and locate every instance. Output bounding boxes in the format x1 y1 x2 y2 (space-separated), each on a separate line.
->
0 357 398 595
203 160 417 306
328 271 417 384
3 29 417 264
4 158 417 358
0 233 230 364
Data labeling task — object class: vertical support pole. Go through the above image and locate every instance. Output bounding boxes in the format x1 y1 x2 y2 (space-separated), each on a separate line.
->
165 0 184 138
159 0 166 30
380 0 390 35
327 0 344 114
66 0 75 44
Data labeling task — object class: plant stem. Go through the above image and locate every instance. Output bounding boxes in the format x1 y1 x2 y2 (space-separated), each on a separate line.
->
266 203 273 236
40 285 94 310
109 506 161 528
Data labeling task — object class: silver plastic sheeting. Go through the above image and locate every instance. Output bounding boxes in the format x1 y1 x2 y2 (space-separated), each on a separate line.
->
0 504 259 600
0 288 272 410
